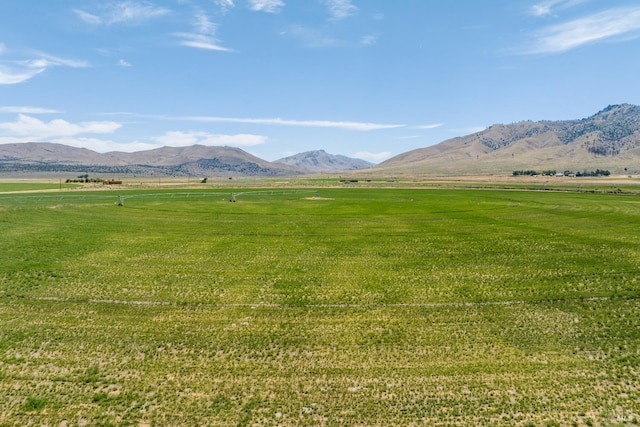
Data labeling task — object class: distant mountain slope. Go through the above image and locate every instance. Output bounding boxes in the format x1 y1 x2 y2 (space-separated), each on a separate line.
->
0 143 302 177
274 150 374 172
0 142 110 165
375 104 640 175
4 104 640 178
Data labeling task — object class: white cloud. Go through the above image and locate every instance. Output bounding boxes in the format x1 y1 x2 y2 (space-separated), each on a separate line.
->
247 0 285 13
23 53 90 69
450 126 487 135
194 11 216 34
523 6 640 53
0 136 43 145
0 136 160 153
118 59 132 67
185 116 404 131
360 35 377 46
0 106 61 114
75 1 170 25
50 137 158 153
323 0 358 20
0 49 89 85
0 66 45 85
174 10 233 52
354 151 392 163
529 0 586 17
154 131 267 147
74 9 102 24
109 1 169 23
174 33 233 51
283 25 339 47
215 0 235 13
414 123 443 130
0 114 121 138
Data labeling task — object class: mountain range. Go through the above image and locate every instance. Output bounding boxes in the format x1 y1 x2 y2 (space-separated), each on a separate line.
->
274 150 373 172
375 103 640 176
1 104 639 177
0 144 295 177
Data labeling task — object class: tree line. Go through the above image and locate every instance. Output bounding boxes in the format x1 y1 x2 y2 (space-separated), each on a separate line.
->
513 169 611 177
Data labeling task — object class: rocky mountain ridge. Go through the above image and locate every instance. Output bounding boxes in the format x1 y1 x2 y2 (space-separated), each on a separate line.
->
375 104 640 175
2 104 640 177
274 150 373 172
0 143 371 177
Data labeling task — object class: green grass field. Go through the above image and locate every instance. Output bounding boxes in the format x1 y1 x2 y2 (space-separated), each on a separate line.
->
1 187 639 426
0 182 80 192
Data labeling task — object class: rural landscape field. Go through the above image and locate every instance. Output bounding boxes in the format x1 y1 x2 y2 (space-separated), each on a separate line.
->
1 181 639 426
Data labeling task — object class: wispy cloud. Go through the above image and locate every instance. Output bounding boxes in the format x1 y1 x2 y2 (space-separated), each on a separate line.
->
0 114 121 138
154 131 267 147
0 106 61 114
101 0 169 24
360 35 377 46
185 116 404 131
74 9 102 25
118 59 132 67
522 6 640 53
529 0 586 17
41 137 157 153
84 111 407 132
323 0 359 20
174 33 232 51
174 10 233 51
214 0 235 13
354 151 392 163
450 126 487 135
21 53 90 69
74 1 170 25
414 123 444 130
247 0 285 14
0 135 165 154
193 10 216 34
284 25 339 47
0 66 45 85
0 49 89 85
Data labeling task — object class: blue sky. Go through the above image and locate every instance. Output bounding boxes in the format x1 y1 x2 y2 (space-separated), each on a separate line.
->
1 0 640 162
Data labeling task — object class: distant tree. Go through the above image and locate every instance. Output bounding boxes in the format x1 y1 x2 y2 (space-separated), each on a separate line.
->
512 170 538 176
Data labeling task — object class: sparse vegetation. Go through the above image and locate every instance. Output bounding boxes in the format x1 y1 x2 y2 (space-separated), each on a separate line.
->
513 169 610 177
512 170 539 176
0 186 639 425
575 169 611 177
65 174 104 183
0 182 79 192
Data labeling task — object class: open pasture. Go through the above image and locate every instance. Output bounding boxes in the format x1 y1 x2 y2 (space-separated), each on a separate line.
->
0 187 639 426
0 182 80 193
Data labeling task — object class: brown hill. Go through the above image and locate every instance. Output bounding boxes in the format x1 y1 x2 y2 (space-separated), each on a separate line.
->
0 142 109 165
0 143 302 177
274 150 374 172
375 104 640 176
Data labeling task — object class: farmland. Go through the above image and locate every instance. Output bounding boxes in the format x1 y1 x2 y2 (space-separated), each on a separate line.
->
0 182 80 193
0 186 639 426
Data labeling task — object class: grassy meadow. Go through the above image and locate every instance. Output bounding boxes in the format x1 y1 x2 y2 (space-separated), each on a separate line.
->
0 182 80 192
0 186 639 426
